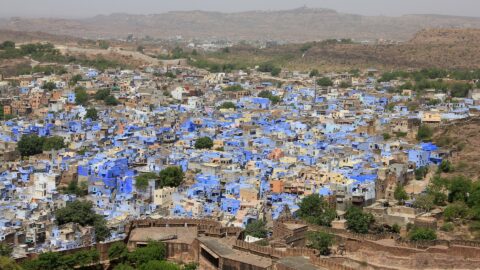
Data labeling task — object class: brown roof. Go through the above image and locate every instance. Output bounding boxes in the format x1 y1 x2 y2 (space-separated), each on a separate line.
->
128 227 198 244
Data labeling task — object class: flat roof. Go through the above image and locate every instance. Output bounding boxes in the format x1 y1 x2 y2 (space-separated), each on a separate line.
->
129 226 197 244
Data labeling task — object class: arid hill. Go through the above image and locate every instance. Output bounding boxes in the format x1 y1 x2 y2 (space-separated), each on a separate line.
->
195 29 480 70
1 8 480 41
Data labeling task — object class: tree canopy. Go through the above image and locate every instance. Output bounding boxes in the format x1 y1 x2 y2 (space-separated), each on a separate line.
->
195 137 213 149
85 107 98 121
409 227 437 241
75 87 89 106
158 166 184 188
306 231 334 255
345 207 375 234
135 172 158 191
297 194 336 226
244 220 268 238
55 200 110 242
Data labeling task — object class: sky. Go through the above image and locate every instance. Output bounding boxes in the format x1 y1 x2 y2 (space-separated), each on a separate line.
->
0 0 479 18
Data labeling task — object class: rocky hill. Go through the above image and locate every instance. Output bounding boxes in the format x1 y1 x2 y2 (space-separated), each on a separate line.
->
1 8 480 41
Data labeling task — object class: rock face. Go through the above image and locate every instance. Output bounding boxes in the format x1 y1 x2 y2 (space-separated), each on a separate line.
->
1 8 480 41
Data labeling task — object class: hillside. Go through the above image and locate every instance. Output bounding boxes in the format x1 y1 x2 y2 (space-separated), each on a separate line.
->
1 8 480 41
193 29 480 71
433 117 480 181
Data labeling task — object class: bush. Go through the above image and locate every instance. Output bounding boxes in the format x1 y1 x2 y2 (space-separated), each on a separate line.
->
417 125 433 141
85 107 98 120
94 89 110 100
195 137 213 149
444 201 469 221
244 220 268 238
258 90 281 104
108 242 128 261
409 227 437 241
127 241 166 266
394 185 408 202
413 194 435 212
158 166 184 188
135 172 158 191
415 166 429 180
345 207 374 234
317 77 333 87
392 223 401 233
439 160 453 173
55 201 110 241
297 194 336 226
448 176 472 203
440 222 454 232
219 102 236 110
17 134 45 157
75 87 89 106
306 231 334 255
104 95 119 106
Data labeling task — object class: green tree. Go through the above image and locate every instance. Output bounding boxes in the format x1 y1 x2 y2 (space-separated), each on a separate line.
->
17 134 45 157
195 137 213 149
85 107 98 120
222 85 243 92
0 256 22 270
444 201 469 221
42 81 57 91
94 89 110 100
183 263 198 270
114 264 135 270
75 87 89 106
128 241 166 266
409 227 437 241
98 40 110 50
0 41 15 49
104 95 119 106
394 185 409 203
108 242 128 262
42 136 66 151
219 102 236 110
417 125 433 141
309 69 319 78
55 201 110 242
339 81 352 88
63 181 88 197
382 133 391 140
69 74 83 86
139 260 180 270
135 172 158 191
158 166 184 188
0 243 12 257
439 160 453 173
244 220 268 238
415 166 429 180
413 194 435 212
448 176 472 203
297 194 336 226
258 90 281 104
345 207 374 234
306 231 334 255
317 77 333 87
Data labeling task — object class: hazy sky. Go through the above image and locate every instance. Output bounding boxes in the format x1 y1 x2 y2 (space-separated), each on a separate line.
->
0 0 479 18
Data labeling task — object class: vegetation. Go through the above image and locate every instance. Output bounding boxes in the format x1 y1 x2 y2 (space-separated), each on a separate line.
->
17 134 66 157
218 101 236 110
42 81 57 91
257 63 281 76
439 160 453 173
345 207 375 234
297 194 336 226
22 249 99 270
258 90 281 104
244 220 268 238
0 243 12 257
309 69 319 77
195 137 214 149
55 200 110 242
409 227 437 241
62 181 88 197
417 125 433 142
444 202 469 221
0 256 22 270
128 241 166 266
85 107 99 120
105 95 119 106
222 85 243 92
415 166 429 180
317 77 333 87
158 166 185 188
306 231 334 255
75 87 89 106
413 194 435 212
108 242 129 262
94 89 111 100
98 40 110 50
394 185 408 203
135 172 158 191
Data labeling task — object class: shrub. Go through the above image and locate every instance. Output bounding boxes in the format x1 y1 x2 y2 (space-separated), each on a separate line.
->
440 222 454 232
345 207 374 234
195 137 213 149
409 227 437 241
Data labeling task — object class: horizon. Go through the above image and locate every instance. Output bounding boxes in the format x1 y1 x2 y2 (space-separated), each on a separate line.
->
0 0 479 19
